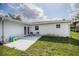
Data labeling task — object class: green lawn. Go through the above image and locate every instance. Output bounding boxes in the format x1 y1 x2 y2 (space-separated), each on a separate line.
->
0 46 27 56
0 32 79 56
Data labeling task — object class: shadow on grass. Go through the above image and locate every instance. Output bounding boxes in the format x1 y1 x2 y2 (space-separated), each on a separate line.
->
39 36 79 46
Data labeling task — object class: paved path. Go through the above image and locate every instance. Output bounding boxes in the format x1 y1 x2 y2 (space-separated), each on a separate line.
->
4 36 41 51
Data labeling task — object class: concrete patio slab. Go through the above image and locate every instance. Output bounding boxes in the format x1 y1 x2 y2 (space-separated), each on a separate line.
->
4 36 41 51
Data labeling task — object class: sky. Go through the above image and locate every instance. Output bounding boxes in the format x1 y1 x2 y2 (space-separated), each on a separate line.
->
0 3 78 21
35 3 71 19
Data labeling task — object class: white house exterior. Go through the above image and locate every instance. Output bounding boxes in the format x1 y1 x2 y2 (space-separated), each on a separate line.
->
3 20 26 39
29 20 70 37
0 17 28 41
0 16 71 41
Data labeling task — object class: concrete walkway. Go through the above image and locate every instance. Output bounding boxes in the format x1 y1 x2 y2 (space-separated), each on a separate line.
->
4 36 41 51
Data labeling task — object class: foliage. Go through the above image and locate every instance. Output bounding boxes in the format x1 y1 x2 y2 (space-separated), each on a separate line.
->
8 13 22 21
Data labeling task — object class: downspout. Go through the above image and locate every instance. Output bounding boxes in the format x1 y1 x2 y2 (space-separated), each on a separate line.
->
2 17 4 43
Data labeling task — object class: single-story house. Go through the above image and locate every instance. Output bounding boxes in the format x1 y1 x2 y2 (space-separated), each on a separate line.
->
0 16 71 42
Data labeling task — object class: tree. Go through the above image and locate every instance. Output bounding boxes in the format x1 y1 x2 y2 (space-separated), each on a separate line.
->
15 15 22 21
71 13 79 32
8 13 15 19
74 14 79 20
8 13 22 21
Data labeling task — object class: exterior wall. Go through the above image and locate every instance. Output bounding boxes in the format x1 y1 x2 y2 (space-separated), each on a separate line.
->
4 20 26 40
29 23 70 37
0 19 70 41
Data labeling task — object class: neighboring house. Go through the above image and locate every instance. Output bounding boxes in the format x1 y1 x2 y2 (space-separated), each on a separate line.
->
0 16 71 41
71 20 79 32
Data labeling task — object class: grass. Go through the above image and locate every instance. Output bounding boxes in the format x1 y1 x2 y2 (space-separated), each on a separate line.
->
0 31 79 56
0 46 27 56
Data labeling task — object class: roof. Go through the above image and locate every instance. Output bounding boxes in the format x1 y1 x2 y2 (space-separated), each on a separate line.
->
5 17 29 25
29 20 71 25
0 16 29 25
0 16 71 25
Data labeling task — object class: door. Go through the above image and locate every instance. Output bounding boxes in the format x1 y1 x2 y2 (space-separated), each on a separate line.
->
24 26 26 35
27 27 29 35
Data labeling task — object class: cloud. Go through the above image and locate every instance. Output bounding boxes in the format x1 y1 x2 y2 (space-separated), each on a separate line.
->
70 3 79 19
0 3 66 21
0 10 8 16
70 3 79 12
0 3 46 20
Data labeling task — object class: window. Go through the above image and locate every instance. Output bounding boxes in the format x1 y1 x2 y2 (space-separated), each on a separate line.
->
35 26 39 30
56 24 60 28
24 26 26 35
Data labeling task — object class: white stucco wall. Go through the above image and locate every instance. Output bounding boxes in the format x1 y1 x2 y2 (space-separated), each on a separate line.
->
0 19 70 41
29 23 70 37
4 20 26 40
